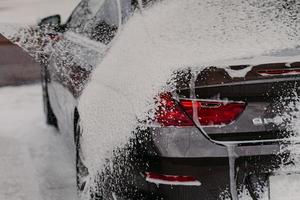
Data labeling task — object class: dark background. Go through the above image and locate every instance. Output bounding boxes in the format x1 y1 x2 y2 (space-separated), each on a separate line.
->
0 34 40 86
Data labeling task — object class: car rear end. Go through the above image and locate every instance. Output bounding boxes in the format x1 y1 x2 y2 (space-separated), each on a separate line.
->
128 54 300 199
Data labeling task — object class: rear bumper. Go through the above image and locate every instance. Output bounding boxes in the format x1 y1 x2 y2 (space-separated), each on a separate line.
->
125 127 283 199
152 127 281 158
129 155 281 200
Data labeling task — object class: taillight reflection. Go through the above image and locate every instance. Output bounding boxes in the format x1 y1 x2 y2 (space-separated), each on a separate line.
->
145 172 201 186
155 93 246 127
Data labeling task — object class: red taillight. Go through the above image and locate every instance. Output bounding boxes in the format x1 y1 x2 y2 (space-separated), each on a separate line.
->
257 68 300 76
155 93 194 127
145 172 201 186
155 93 246 127
180 100 246 126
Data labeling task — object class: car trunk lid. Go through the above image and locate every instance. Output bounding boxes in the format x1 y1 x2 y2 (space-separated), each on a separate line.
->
174 61 300 143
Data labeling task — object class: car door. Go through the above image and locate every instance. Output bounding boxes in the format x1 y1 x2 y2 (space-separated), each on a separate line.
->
47 0 123 136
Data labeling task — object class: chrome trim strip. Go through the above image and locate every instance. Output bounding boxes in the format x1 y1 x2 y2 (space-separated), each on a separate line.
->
194 76 300 89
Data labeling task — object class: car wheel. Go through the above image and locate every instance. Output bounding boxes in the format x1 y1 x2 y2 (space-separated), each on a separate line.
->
41 65 58 127
74 112 90 199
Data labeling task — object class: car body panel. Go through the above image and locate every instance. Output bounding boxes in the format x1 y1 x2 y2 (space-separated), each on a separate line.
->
152 127 280 158
46 0 131 141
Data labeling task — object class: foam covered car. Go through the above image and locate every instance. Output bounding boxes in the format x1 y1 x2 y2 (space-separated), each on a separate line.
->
40 0 300 199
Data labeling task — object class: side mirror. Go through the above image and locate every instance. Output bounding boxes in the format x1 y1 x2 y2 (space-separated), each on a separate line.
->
38 15 61 27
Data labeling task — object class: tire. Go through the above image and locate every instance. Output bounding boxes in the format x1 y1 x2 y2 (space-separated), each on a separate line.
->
41 64 58 127
74 112 90 199
245 173 270 200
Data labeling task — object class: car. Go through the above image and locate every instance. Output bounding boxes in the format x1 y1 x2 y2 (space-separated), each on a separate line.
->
39 0 300 199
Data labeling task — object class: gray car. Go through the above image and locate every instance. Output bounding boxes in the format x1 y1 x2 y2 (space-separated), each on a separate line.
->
39 0 300 199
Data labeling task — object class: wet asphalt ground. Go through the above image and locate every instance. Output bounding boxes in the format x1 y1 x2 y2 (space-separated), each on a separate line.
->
0 34 77 200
